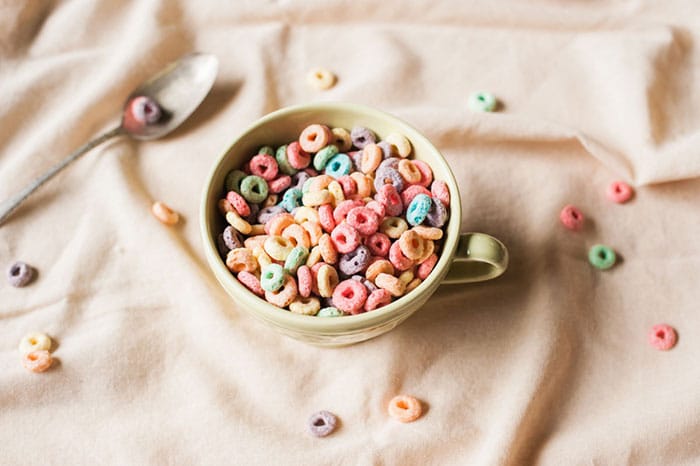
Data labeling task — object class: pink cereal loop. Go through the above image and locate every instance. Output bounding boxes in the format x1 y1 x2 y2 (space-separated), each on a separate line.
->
401 185 431 208
318 204 336 233
332 279 369 314
287 141 311 169
365 288 392 312
417 253 438 280
366 232 391 257
226 191 251 217
330 223 361 254
22 350 53 373
299 124 331 153
376 184 403 217
333 199 364 224
346 207 380 236
249 154 279 181
430 180 450 206
237 271 264 296
648 324 677 351
389 240 414 271
265 275 298 307
607 181 634 204
268 175 292 194
559 205 585 231
337 175 357 197
412 160 433 187
366 200 386 218
297 265 313 298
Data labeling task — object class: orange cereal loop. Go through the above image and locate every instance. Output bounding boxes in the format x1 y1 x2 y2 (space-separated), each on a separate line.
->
360 144 382 174
365 260 394 282
388 395 422 423
398 160 421 183
398 230 426 261
244 235 268 251
265 275 298 307
350 172 372 198
318 233 338 265
307 245 323 267
151 201 179 226
301 221 323 246
218 198 235 215
416 238 435 264
282 224 311 248
412 225 443 240
226 248 258 273
310 175 334 192
267 213 295 236
22 350 53 373
225 210 252 235
375 273 406 297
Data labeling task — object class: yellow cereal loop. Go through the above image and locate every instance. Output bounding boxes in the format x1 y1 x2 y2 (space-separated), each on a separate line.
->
253 246 273 269
264 236 295 261
302 190 333 207
282 224 311 248
331 127 352 152
18 332 52 354
307 68 336 90
294 206 320 224
226 210 252 235
398 269 415 285
317 264 339 298
327 180 345 207
307 245 323 267
380 217 409 239
263 194 278 207
365 259 394 282
375 273 406 297
289 296 321 316
250 224 266 236
406 277 422 293
386 133 412 158
412 225 443 240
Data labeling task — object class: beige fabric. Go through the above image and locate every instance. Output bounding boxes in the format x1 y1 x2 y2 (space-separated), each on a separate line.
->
2 1 700 464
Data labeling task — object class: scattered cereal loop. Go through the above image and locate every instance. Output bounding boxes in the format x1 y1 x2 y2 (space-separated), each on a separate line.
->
307 68 336 90
7 261 35 287
308 410 338 437
388 395 423 423
648 324 677 351
151 201 179 226
606 181 634 204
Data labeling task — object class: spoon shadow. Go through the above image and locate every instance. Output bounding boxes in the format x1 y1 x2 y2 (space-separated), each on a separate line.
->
167 81 241 139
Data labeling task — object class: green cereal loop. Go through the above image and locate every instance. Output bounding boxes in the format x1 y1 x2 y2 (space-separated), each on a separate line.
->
240 175 269 204
224 169 247 193
468 91 497 112
317 307 343 317
302 177 315 194
276 145 298 175
260 263 285 292
313 145 339 171
284 246 309 274
588 244 616 270
258 146 275 156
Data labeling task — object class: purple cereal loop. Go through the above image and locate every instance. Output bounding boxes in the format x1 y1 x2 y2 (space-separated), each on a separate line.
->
350 151 363 171
223 226 244 250
291 171 310 191
258 205 286 224
7 261 34 287
373 167 404 194
426 198 448 228
376 141 395 159
378 157 400 172
350 126 376 149
363 279 378 292
338 245 371 276
308 410 338 437
216 234 230 257
245 203 260 224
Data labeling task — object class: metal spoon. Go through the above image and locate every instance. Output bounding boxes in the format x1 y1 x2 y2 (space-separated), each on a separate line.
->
0 52 219 225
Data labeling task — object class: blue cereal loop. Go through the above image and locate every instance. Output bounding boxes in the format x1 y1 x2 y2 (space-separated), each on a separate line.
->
325 153 352 178
313 145 339 171
276 145 298 175
406 194 432 226
260 263 285 292
280 188 303 212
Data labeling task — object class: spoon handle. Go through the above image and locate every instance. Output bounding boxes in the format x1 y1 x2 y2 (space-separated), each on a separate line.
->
0 126 124 226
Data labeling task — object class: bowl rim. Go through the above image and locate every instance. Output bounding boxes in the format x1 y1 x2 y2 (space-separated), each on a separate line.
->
199 102 462 333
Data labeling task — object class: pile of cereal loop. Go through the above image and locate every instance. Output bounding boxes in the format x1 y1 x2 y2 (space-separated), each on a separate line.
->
217 124 450 316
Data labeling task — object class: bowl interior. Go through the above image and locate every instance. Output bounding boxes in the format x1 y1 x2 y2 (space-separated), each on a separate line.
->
201 102 462 334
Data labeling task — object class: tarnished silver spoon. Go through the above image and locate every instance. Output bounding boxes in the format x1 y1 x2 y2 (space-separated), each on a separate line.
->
0 52 218 225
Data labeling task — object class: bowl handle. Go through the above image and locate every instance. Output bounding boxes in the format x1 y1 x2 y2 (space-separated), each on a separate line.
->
442 233 508 284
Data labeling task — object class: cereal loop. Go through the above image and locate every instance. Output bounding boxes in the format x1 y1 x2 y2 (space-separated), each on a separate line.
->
389 241 414 272
316 264 339 298
365 259 394 282
588 245 616 270
360 144 382 174
265 275 298 307
269 175 292 194
385 133 412 158
287 142 312 170
365 288 392 311
249 154 279 181
648 324 677 351
18 332 51 354
226 210 252 235
237 271 264 296
412 225 443 240
307 68 336 90
264 236 295 261
398 160 421 183
412 160 433 187
430 180 450 206
332 279 369 314
366 232 391 257
560 205 585 231
399 230 426 260
282 224 311 248
380 217 409 239
297 265 313 298
330 223 361 254
301 221 323 246
607 181 634 204
308 410 338 437
265 213 295 236
388 395 422 422
240 175 269 204
299 124 331 153
318 234 338 265
318 204 336 233
401 185 431 208
346 207 380 236
151 201 179 226
302 190 333 207
290 296 321 316
226 248 258 273
22 350 52 373
417 253 438 280
7 261 34 288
